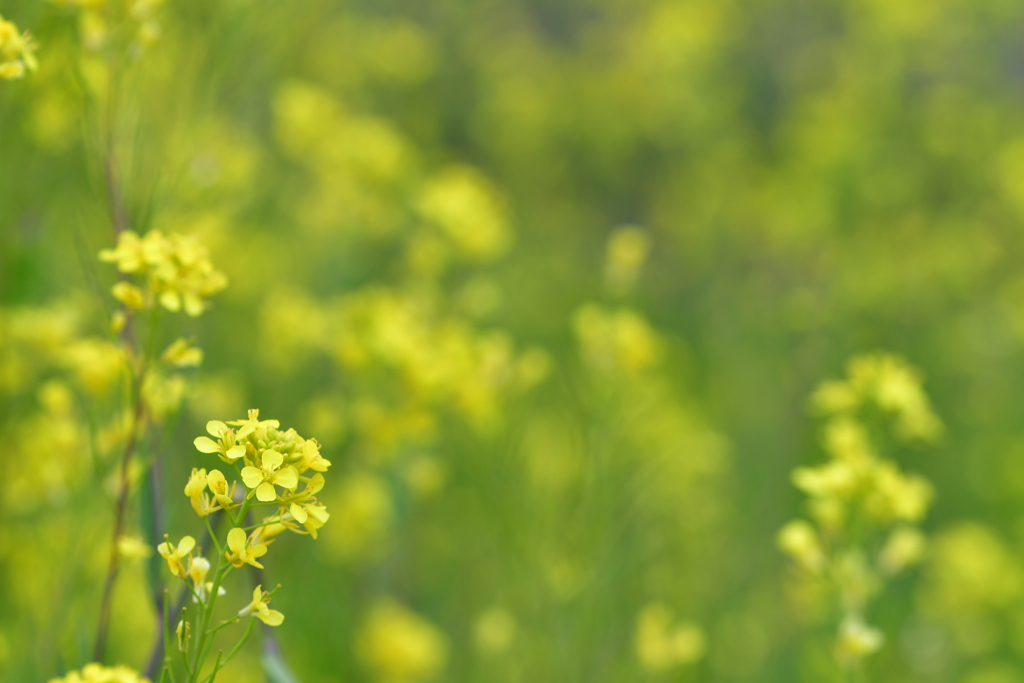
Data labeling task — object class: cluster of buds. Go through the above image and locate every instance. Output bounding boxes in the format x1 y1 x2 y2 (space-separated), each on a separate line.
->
0 14 37 80
100 230 227 317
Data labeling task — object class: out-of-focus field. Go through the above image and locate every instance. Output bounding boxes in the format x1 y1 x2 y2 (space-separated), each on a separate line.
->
4 1 1024 681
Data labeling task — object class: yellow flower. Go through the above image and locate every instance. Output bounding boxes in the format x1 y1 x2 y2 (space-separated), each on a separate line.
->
98 230 227 316
290 499 330 539
157 535 195 579
777 520 826 573
47 663 150 683
194 420 247 463
835 615 884 664
183 468 209 517
634 603 706 671
117 535 153 562
241 449 298 502
225 527 267 569
238 584 284 626
0 16 38 81
206 468 237 509
162 338 203 368
299 438 332 472
227 408 280 439
357 599 448 683
111 281 145 311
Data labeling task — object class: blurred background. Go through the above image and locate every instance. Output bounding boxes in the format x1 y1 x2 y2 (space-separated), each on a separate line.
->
4 0 1024 681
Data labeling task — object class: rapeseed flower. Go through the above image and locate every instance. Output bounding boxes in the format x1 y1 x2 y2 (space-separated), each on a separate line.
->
241 449 299 502
47 663 149 683
0 16 38 80
157 535 195 579
99 230 227 317
225 527 267 569
238 584 284 626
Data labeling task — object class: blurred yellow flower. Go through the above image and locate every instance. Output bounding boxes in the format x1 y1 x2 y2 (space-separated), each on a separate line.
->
157 535 195 580
162 338 203 368
47 663 150 683
357 599 448 683
0 16 38 81
99 230 227 317
634 603 706 671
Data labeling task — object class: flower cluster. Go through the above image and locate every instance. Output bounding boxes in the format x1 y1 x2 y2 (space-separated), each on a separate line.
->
778 353 941 668
192 409 331 539
47 663 149 683
0 15 37 80
100 230 227 317
52 0 164 52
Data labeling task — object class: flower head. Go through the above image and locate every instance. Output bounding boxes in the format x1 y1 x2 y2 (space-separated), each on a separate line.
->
183 468 210 517
225 527 267 569
99 230 227 317
238 584 284 626
194 420 247 463
0 16 38 81
241 449 298 502
157 535 195 579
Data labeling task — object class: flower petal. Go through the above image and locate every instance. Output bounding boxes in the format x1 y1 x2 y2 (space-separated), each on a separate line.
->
259 608 284 626
194 436 221 453
241 466 264 489
272 466 298 490
226 444 246 460
262 449 283 471
227 527 246 554
206 421 228 437
178 536 196 554
290 502 308 524
256 482 277 502
305 473 325 495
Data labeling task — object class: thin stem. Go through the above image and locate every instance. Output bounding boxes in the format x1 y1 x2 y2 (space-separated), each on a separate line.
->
93 360 147 662
220 617 255 670
204 650 224 683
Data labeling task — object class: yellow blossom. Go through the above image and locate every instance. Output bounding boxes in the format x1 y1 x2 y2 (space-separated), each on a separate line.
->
238 584 284 626
634 603 706 671
357 599 448 683
117 535 152 562
777 520 825 573
162 338 203 367
0 16 38 81
111 282 145 311
194 420 247 463
835 616 884 664
206 468 237 509
157 535 195 579
47 663 150 683
99 230 227 317
240 449 298 502
225 527 267 569
226 408 280 439
184 468 209 517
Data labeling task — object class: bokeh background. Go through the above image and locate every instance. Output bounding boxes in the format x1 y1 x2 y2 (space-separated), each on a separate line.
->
4 0 1024 681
